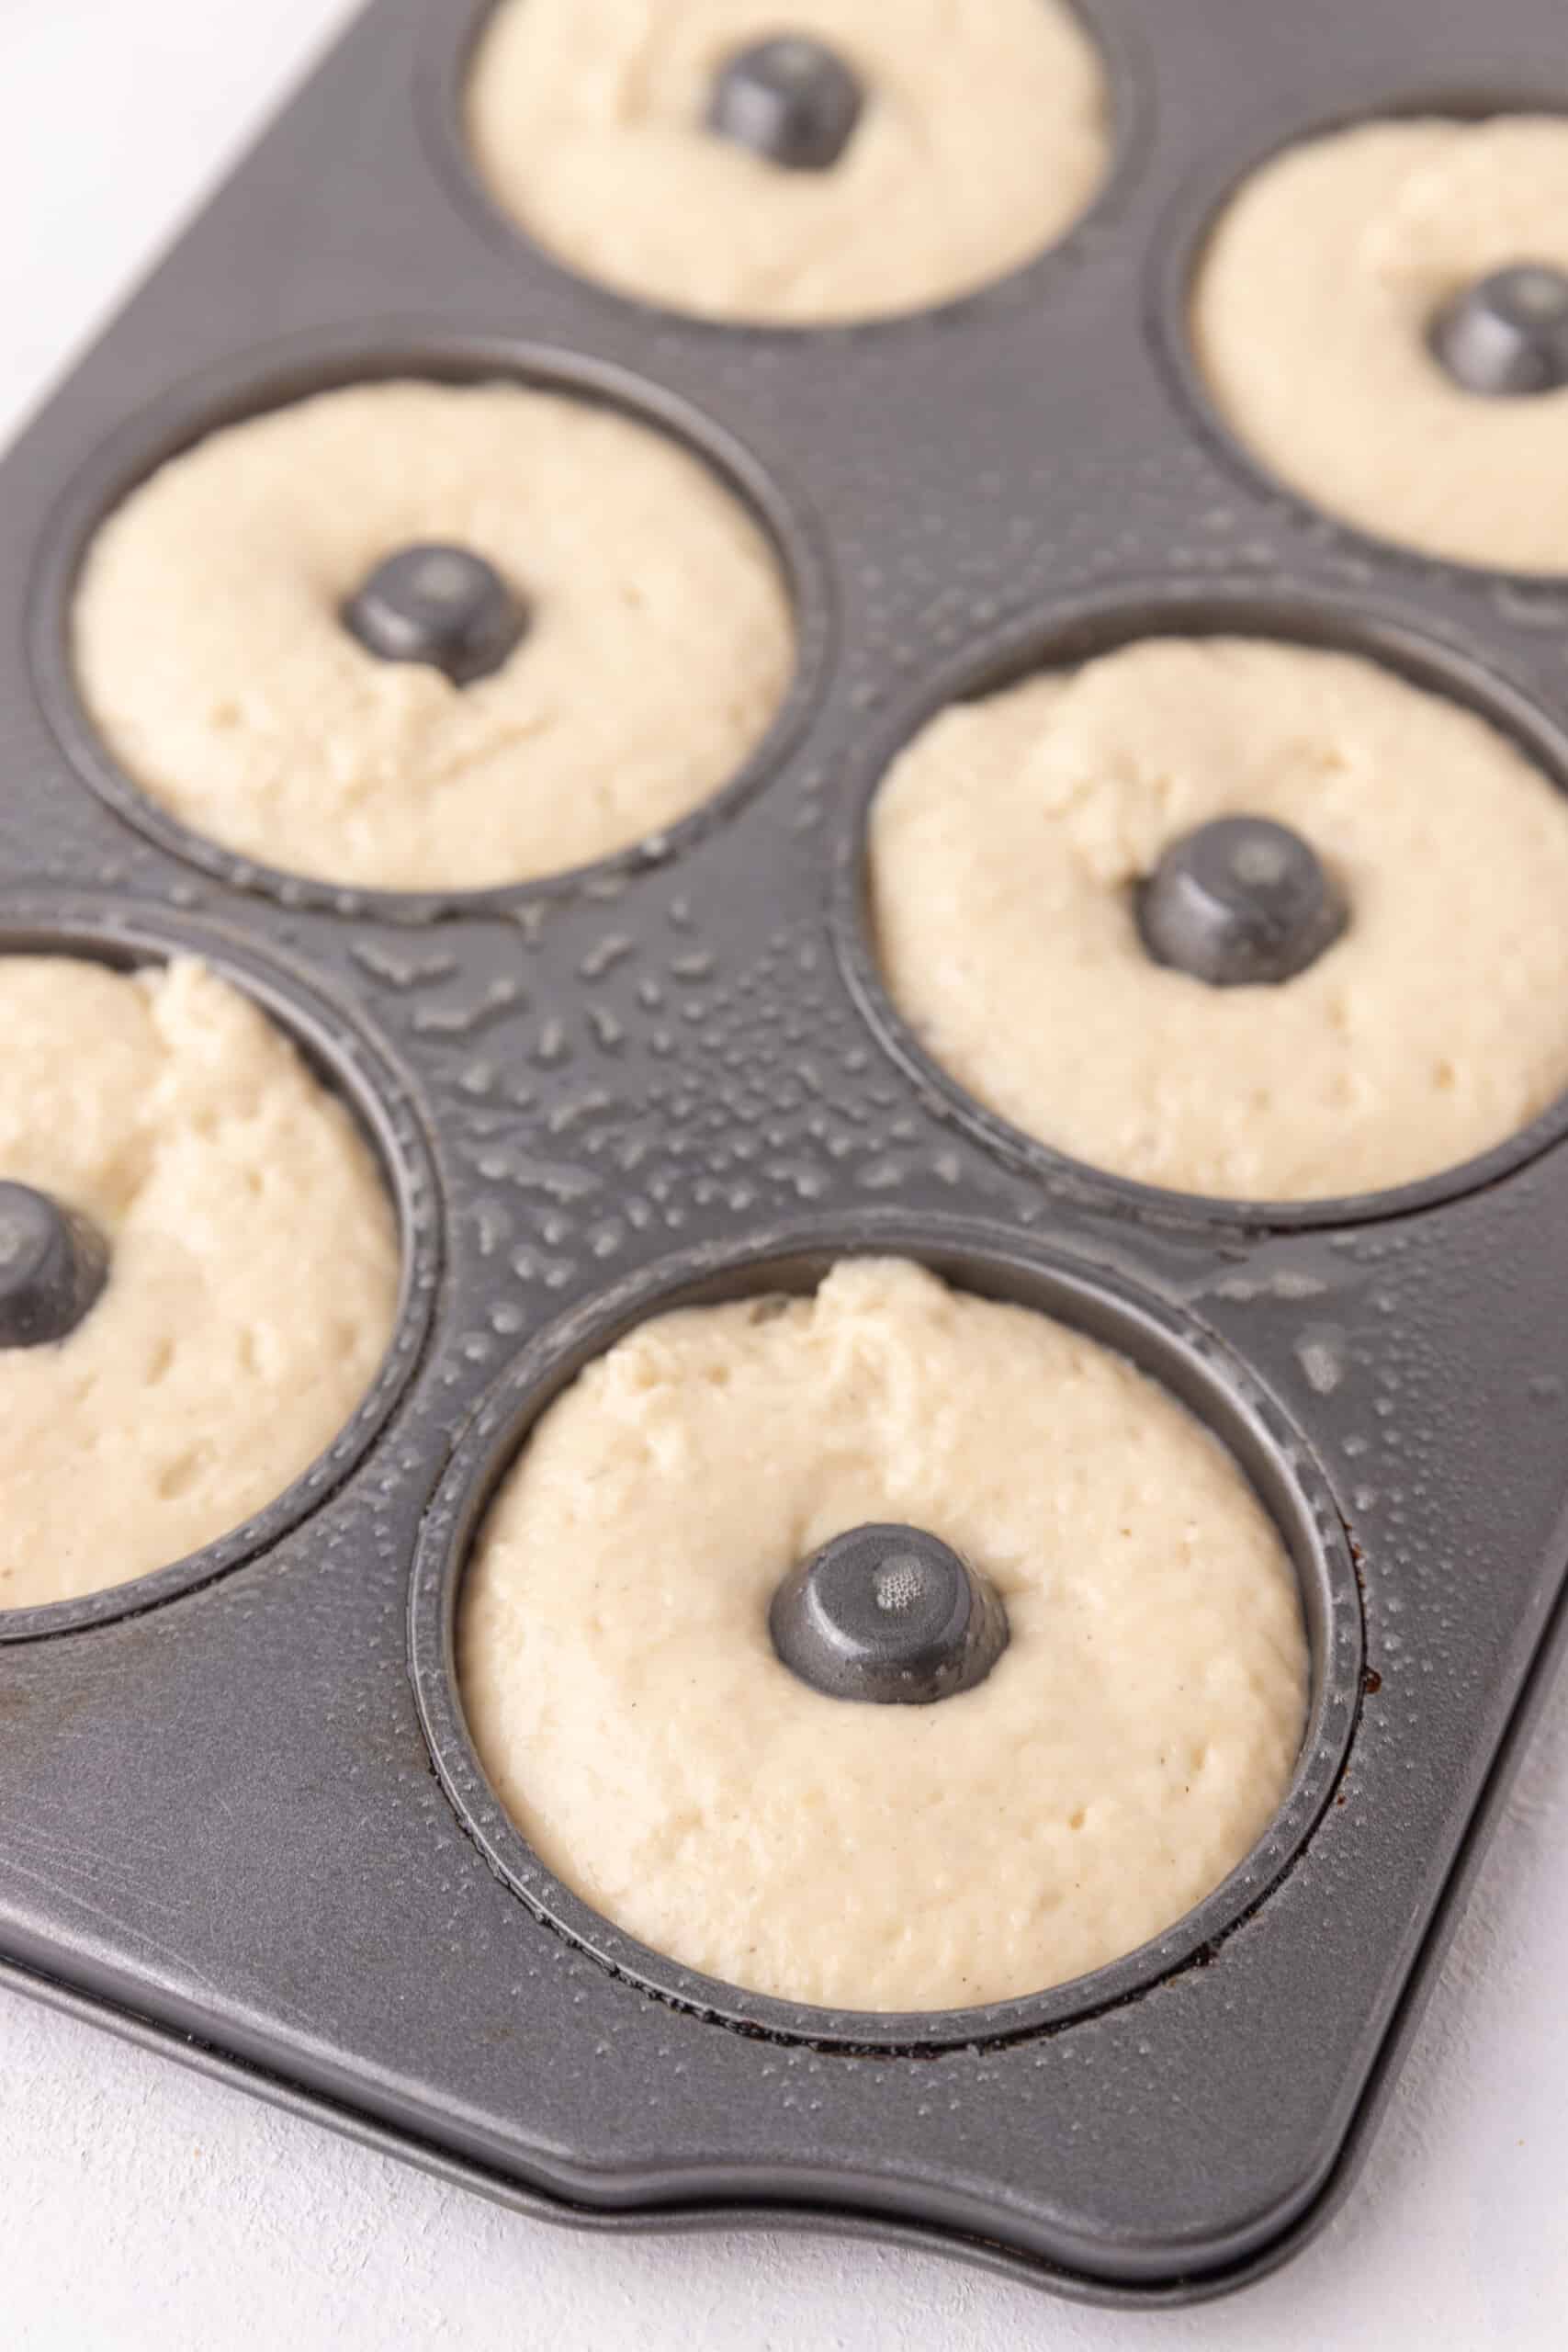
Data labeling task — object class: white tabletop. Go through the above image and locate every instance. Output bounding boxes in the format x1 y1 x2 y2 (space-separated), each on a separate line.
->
4 6 1567 2344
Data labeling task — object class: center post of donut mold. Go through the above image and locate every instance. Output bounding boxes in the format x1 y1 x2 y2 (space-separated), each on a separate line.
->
341 541 529 685
1137 815 1348 989
0 1181 108 1350
1430 262 1568 398
769 1521 1010 1705
705 35 866 172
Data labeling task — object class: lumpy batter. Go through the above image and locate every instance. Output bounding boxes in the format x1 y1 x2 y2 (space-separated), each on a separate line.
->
1193 117 1568 571
0 957 399 1608
460 1259 1306 2011
466 0 1111 325
73 381 794 890
870 637 1568 1202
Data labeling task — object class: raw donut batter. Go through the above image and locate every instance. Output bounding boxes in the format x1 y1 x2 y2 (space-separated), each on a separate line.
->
1193 117 1568 571
466 0 1111 326
0 957 399 1609
73 381 794 891
870 637 1568 1202
460 1258 1306 2011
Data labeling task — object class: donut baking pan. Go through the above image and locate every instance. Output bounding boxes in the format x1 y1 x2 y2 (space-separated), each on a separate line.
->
4 0 1568 2305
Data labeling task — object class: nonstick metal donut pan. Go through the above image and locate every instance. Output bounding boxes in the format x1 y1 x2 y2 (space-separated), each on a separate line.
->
4 0 1568 2305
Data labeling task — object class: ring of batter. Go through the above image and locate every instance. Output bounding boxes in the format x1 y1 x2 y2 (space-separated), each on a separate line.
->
458 1257 1308 2012
0 956 400 1610
868 635 1568 1204
465 0 1111 326
1192 116 1568 572
72 380 795 893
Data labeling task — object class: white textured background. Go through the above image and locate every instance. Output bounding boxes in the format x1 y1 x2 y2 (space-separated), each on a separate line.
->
2 5 1566 2344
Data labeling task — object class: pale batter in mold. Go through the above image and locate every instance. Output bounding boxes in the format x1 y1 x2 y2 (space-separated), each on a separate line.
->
0 957 399 1609
870 637 1568 1202
466 0 1111 326
1193 117 1568 571
460 1258 1306 2011
73 381 794 891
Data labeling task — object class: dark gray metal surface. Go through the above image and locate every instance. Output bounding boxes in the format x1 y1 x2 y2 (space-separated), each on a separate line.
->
2 0 1567 2301
767 1521 1012 1705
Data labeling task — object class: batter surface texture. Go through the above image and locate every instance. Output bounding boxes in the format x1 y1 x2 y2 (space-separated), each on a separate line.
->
73 381 794 890
1193 117 1568 571
460 1258 1307 2011
870 637 1568 1202
466 0 1111 325
0 958 399 1609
